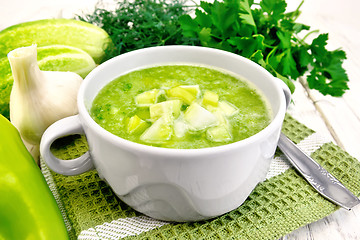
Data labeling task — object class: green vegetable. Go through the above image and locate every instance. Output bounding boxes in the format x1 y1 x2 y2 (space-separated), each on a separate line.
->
0 114 69 240
0 45 96 119
0 18 112 64
174 118 188 138
126 84 241 144
140 115 173 143
81 0 349 96
202 90 219 107
166 86 197 105
34 45 96 78
218 101 239 117
135 89 161 106
184 102 217 131
206 125 232 142
179 0 349 96
149 99 182 121
127 115 148 134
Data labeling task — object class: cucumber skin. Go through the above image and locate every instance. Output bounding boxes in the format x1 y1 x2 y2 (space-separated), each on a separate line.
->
0 18 112 64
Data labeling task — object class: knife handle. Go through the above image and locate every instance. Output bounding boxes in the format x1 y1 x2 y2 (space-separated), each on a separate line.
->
278 133 360 210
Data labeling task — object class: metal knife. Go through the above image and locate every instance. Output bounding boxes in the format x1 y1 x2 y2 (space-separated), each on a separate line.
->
277 133 360 210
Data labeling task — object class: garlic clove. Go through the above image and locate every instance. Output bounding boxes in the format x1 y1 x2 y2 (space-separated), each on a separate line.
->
8 45 83 160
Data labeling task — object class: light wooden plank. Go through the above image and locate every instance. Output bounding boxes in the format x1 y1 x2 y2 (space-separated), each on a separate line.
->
294 0 360 161
284 205 360 240
303 87 360 160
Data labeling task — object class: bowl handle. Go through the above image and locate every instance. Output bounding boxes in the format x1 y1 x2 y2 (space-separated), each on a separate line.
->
40 115 94 176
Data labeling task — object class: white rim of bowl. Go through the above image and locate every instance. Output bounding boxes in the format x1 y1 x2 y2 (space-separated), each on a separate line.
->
78 46 286 157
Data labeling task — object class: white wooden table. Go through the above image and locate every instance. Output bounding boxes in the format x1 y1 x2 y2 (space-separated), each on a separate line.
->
281 0 360 239
1 0 359 239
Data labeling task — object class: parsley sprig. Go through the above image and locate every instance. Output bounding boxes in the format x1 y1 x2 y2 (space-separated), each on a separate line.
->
180 0 349 96
79 0 349 96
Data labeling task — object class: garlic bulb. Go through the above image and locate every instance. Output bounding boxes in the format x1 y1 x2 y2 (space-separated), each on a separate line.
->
8 45 83 162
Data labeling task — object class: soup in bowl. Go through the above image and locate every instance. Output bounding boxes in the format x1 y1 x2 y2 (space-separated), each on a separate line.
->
90 64 273 149
40 46 290 222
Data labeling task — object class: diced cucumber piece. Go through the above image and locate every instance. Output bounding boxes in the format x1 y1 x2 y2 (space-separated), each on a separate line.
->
218 101 239 117
135 108 151 121
150 99 182 121
206 125 232 142
129 85 240 144
127 115 148 134
213 109 229 126
135 89 160 106
202 90 219 107
178 85 200 98
173 117 188 138
140 115 173 143
184 103 217 131
166 86 197 104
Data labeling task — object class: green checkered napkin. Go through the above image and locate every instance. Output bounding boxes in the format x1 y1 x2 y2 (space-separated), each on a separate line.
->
41 114 360 240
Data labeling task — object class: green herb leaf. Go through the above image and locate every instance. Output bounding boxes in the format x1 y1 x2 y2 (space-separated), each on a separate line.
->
228 34 265 58
178 0 349 96
260 0 287 22
79 0 349 97
238 0 257 31
77 0 196 59
307 34 349 96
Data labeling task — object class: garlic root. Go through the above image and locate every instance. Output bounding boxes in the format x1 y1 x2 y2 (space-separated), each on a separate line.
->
8 45 83 162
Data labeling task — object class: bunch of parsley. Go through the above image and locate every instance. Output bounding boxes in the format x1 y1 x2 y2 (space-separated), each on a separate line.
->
179 0 349 96
79 0 349 96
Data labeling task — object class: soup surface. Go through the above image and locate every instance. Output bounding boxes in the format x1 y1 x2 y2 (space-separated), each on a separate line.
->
90 65 272 149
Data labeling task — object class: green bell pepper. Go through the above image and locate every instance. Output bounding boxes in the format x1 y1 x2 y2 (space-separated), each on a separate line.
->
0 114 69 240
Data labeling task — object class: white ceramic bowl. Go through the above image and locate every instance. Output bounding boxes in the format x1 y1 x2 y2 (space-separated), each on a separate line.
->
40 46 290 222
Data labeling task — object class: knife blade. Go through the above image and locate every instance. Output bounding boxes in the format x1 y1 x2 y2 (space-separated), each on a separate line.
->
277 133 360 210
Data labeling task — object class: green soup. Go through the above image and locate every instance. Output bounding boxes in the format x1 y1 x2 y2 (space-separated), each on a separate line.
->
90 65 272 149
